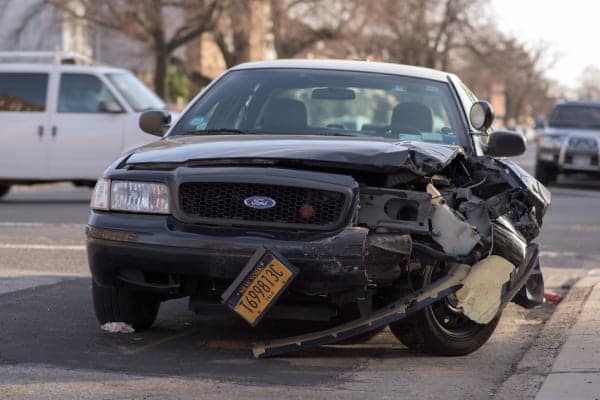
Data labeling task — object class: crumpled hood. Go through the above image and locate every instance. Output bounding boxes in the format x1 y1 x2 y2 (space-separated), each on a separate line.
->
124 135 464 175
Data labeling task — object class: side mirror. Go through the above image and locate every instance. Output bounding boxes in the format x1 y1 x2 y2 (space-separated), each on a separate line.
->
139 110 171 137
99 100 123 113
469 101 494 131
484 130 526 157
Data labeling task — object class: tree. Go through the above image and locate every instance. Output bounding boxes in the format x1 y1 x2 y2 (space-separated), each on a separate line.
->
347 0 489 70
456 36 557 122
576 65 600 100
211 0 357 68
48 0 221 98
269 0 355 59
212 0 253 68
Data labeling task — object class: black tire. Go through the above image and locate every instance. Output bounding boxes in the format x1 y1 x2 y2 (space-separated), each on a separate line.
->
0 184 11 199
390 263 500 356
513 257 545 309
92 280 160 331
535 162 558 185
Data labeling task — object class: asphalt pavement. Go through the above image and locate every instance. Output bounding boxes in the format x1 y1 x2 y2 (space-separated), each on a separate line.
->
0 144 599 399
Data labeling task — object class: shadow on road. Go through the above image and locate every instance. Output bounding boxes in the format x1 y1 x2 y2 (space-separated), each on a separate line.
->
549 175 600 191
0 278 415 386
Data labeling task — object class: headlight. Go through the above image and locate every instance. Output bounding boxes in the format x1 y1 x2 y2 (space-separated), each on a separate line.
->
91 178 110 210
111 181 170 214
90 179 170 214
538 135 564 149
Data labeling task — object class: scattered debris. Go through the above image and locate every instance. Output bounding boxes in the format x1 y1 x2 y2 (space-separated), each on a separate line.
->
100 322 135 333
544 291 564 304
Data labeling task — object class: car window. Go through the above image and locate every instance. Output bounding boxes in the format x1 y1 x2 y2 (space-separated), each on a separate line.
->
58 73 120 113
0 73 48 112
173 69 465 147
549 105 600 129
106 72 165 112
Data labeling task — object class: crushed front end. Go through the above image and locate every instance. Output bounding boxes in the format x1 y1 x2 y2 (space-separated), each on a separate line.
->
87 141 550 357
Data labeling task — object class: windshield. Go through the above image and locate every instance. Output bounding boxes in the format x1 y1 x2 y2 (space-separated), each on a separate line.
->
106 72 165 112
171 68 465 146
549 105 600 129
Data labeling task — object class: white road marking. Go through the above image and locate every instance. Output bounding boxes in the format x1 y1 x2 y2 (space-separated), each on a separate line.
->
0 222 85 228
0 244 85 251
544 224 600 232
540 251 579 258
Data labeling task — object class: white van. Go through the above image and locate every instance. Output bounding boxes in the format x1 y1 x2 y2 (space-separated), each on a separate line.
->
0 52 165 198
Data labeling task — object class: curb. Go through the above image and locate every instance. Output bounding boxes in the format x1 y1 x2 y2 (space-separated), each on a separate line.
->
494 273 598 399
535 272 600 400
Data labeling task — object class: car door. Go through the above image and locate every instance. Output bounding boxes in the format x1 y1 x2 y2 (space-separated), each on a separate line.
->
0 70 52 180
48 72 125 180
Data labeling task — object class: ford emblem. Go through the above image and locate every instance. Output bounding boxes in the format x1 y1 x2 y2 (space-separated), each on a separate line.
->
244 196 277 209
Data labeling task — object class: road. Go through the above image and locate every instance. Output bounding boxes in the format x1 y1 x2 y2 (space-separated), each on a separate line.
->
0 145 598 399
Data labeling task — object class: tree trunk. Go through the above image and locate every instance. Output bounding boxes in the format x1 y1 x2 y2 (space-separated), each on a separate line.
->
153 51 168 100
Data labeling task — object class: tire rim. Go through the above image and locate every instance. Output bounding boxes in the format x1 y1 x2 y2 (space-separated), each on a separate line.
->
425 263 482 338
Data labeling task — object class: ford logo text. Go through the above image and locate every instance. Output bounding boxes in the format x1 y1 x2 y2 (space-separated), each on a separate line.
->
244 196 277 209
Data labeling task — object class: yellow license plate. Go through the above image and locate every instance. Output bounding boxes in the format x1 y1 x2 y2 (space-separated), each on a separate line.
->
222 247 298 326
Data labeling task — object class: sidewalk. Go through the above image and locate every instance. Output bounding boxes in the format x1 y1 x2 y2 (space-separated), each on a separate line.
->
536 271 600 400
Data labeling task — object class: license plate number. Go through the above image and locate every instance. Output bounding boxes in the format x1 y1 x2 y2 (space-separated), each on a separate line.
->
221 247 298 326
572 155 591 166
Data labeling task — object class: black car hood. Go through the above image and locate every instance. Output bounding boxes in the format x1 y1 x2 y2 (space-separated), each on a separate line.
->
124 135 465 175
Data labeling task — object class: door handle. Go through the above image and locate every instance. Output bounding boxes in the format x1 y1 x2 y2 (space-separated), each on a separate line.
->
51 126 57 138
37 126 44 139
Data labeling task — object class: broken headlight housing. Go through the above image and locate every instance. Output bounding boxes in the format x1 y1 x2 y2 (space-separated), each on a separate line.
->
91 179 170 214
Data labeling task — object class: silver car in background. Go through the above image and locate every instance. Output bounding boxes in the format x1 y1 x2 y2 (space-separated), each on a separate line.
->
536 101 600 184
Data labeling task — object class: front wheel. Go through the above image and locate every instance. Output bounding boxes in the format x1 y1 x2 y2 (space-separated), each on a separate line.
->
535 162 558 185
390 263 500 356
92 280 160 331
0 184 11 199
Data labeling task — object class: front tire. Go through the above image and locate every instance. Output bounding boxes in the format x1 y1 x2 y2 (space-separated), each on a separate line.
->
92 280 160 331
535 161 558 185
390 263 500 356
0 184 11 199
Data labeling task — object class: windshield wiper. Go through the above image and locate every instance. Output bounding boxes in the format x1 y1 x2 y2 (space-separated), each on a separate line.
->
182 128 256 135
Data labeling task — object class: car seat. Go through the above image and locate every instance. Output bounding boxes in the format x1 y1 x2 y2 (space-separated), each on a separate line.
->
391 102 433 133
262 98 308 132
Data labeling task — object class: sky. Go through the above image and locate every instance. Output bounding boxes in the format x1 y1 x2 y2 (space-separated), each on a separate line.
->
491 0 599 89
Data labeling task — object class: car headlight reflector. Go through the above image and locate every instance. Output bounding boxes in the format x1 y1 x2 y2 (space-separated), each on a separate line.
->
91 178 110 210
110 181 170 214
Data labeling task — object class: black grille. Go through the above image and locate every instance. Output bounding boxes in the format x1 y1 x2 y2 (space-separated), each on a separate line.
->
179 182 347 227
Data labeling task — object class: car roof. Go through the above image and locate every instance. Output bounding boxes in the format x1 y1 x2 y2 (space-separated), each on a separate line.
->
556 100 600 107
230 59 453 82
0 63 129 74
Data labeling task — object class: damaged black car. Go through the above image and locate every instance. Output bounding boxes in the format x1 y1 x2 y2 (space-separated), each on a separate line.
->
87 60 550 357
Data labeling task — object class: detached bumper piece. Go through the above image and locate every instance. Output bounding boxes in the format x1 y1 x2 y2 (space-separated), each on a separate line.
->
252 264 470 358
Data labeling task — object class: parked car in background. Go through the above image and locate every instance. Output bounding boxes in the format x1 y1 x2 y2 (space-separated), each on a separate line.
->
88 60 549 358
0 51 168 198
535 100 600 184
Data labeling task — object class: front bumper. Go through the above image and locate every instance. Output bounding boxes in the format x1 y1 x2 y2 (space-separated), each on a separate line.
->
537 135 600 172
87 211 401 296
